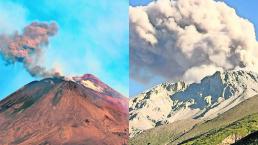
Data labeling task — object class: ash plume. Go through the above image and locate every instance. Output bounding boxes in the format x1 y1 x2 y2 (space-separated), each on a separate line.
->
0 22 61 78
130 0 258 84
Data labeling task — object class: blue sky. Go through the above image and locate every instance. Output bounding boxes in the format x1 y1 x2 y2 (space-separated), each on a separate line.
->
129 0 258 96
0 0 128 99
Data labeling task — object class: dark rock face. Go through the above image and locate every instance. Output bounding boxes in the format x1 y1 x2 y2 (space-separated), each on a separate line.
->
233 131 258 145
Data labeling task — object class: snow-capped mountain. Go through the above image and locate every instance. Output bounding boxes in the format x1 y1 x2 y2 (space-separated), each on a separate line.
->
129 70 258 137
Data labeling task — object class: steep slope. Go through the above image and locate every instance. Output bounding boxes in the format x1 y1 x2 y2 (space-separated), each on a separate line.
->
130 95 258 145
0 75 128 145
129 70 258 137
73 74 128 112
233 131 258 145
129 119 198 145
172 94 258 144
129 81 187 137
180 113 258 145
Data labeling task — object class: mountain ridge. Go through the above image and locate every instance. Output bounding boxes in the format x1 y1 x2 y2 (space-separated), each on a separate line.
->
129 94 258 145
129 70 258 137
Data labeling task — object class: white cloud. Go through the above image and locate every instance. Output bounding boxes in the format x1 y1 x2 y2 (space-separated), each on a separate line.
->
183 65 223 83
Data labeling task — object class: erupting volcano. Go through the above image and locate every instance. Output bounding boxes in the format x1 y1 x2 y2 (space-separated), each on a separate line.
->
0 74 128 145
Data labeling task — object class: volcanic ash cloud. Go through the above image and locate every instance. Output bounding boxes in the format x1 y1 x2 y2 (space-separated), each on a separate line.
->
130 0 258 83
0 22 61 78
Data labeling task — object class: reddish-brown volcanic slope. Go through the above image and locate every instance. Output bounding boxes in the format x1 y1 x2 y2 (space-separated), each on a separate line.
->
0 77 128 145
73 74 128 113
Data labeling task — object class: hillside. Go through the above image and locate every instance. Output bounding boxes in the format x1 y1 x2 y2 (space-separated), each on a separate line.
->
129 95 258 145
0 75 128 145
171 94 258 144
130 70 258 138
129 119 198 145
180 113 258 145
233 131 258 145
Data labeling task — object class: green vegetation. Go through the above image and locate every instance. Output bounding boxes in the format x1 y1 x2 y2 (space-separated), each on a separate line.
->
129 95 258 145
172 95 258 144
181 113 258 145
129 119 198 145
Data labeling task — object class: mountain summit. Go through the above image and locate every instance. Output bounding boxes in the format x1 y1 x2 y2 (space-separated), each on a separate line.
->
73 74 128 112
129 70 258 137
73 74 127 99
0 74 128 145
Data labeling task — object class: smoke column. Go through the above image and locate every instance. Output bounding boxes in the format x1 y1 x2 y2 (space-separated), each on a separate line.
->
0 22 61 78
130 0 258 83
